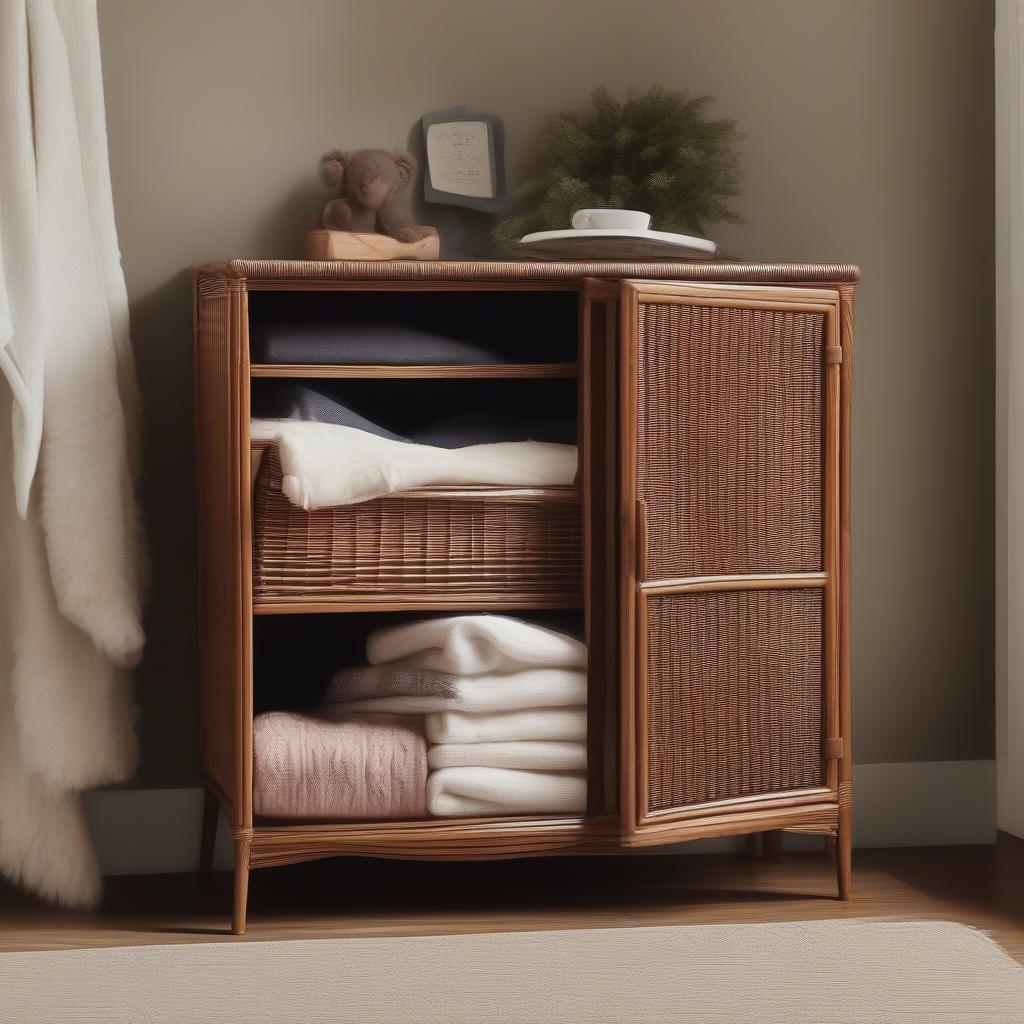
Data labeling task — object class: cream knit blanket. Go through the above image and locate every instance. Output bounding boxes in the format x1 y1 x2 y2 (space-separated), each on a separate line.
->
249 419 577 509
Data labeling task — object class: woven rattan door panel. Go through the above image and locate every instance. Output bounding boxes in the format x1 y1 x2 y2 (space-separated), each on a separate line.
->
619 281 844 836
645 589 824 811
635 299 825 580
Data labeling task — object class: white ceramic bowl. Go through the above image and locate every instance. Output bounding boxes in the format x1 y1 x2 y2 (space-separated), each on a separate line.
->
571 209 652 231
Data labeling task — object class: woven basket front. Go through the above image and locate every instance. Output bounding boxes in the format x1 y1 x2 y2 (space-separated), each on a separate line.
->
251 446 582 604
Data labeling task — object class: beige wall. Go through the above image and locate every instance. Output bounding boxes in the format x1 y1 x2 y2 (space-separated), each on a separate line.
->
97 0 994 785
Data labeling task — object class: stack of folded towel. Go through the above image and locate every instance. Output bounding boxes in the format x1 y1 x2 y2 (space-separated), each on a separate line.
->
321 615 588 817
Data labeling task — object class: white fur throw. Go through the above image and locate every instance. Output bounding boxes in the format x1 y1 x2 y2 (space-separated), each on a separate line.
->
427 741 587 771
248 419 577 510
0 2 144 908
321 666 587 714
366 615 586 675
426 767 587 816
425 707 587 744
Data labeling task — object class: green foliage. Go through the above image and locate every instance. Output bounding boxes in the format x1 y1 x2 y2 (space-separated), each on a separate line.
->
494 84 744 247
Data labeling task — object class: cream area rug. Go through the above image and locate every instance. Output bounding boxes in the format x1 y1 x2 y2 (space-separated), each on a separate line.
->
2 920 1023 1023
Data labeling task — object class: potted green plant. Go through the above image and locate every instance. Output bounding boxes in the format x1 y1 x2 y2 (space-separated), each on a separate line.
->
494 84 743 247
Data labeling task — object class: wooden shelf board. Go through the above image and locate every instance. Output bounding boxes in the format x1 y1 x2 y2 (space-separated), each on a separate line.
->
253 595 584 615
253 814 597 832
250 362 578 380
245 814 618 868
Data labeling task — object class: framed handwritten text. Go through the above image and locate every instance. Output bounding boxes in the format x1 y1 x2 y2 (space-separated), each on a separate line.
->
422 107 505 212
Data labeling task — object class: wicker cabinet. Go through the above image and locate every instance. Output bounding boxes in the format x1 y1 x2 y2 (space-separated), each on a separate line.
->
193 260 856 934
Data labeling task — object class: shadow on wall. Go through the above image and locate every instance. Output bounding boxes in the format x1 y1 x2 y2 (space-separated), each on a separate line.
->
130 269 199 787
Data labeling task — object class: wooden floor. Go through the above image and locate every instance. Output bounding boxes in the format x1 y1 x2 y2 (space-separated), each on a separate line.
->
2 836 1023 962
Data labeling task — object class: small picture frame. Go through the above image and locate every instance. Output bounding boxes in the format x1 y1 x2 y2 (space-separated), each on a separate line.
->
421 107 505 212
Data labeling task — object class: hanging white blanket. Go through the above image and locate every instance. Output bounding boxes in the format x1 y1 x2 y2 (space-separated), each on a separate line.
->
0 1 144 908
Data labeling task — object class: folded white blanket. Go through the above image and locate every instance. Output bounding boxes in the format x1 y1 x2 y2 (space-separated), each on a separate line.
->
427 741 587 771
322 665 586 714
426 707 587 744
427 766 587 816
366 615 587 675
249 419 578 509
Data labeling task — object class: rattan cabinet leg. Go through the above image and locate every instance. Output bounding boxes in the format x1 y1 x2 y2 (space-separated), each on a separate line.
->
199 788 218 874
231 833 252 935
763 830 783 862
836 810 852 900
748 830 783 860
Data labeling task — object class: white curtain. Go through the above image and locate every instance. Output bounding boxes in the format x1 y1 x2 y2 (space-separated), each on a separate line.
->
0 0 145 905
997 0 1024 840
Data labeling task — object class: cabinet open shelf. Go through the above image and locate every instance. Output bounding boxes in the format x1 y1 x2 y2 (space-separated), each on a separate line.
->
245 286 579 372
250 362 578 379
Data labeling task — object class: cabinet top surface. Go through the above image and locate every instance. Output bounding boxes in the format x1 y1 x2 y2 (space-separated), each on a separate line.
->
194 258 859 286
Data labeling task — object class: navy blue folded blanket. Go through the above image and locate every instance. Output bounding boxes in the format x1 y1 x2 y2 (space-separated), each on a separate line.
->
251 383 576 448
247 292 577 366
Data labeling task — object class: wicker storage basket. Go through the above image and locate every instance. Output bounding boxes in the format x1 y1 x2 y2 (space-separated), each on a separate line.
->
251 445 582 605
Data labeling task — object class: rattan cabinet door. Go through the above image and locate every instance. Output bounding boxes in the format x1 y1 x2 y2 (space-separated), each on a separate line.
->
619 281 844 837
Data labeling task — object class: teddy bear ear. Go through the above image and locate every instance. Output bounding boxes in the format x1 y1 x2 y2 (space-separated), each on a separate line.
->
319 150 349 188
392 150 417 183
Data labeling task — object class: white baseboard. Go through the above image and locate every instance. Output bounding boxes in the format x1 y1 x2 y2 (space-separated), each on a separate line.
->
84 759 997 876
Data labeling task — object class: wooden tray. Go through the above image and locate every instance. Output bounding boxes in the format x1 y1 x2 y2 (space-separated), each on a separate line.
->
304 229 439 261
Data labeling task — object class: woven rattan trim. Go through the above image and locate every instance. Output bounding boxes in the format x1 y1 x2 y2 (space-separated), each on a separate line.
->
251 446 583 601
645 589 825 812
636 301 825 579
196 259 860 285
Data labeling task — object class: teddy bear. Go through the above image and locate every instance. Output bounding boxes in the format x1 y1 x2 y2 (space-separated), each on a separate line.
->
318 148 435 243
